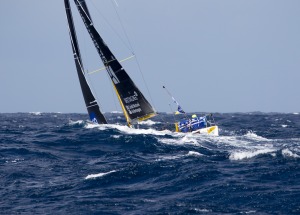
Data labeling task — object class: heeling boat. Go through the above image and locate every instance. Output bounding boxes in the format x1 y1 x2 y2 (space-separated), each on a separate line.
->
64 0 156 127
163 86 219 136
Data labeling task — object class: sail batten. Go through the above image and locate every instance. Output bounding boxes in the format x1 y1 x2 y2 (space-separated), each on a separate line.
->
64 0 107 124
73 0 156 124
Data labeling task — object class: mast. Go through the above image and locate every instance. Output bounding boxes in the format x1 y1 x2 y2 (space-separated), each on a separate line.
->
64 0 107 124
73 0 156 126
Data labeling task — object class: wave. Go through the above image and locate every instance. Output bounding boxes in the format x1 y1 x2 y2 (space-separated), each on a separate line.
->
155 151 203 161
138 120 161 126
243 131 270 141
109 111 122 114
68 120 85 126
158 135 200 146
282 149 300 158
156 154 184 161
229 148 276 160
85 170 117 180
29 112 42 115
85 122 172 136
187 151 203 157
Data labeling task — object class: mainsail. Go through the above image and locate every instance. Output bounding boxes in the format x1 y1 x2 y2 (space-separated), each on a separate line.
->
73 0 156 126
64 0 107 124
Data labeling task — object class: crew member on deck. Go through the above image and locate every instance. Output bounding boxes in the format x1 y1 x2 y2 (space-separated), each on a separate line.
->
191 114 199 131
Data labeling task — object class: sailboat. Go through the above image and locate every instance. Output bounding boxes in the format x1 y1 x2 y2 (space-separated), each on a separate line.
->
163 86 219 136
64 0 156 127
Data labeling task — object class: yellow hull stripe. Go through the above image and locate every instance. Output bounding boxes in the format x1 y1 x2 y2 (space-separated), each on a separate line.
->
175 125 217 134
207 126 216 134
175 123 179 132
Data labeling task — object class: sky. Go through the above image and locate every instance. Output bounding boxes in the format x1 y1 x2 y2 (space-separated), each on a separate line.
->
1 0 300 113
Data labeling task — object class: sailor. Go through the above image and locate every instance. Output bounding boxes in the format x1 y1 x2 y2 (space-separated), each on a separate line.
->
179 119 188 132
187 119 192 132
191 114 200 130
198 116 207 128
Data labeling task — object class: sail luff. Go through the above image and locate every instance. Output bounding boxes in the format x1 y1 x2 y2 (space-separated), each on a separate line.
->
73 0 156 123
64 0 107 124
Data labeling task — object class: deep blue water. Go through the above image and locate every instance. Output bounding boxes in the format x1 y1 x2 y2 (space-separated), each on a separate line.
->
1 112 300 214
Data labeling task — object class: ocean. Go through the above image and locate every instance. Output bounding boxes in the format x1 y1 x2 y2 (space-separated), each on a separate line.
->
1 112 299 214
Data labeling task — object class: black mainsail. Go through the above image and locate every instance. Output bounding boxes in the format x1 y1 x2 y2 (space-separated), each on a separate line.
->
73 0 156 126
64 0 107 124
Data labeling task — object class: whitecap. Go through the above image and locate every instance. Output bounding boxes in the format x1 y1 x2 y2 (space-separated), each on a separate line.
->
29 112 42 115
85 170 116 180
229 148 276 160
187 151 203 157
281 125 288 128
6 158 24 163
69 120 85 126
158 135 199 146
244 211 256 214
194 208 211 213
138 120 161 126
111 135 121 139
244 131 269 141
110 111 122 114
282 149 300 158
85 123 172 136
156 155 184 161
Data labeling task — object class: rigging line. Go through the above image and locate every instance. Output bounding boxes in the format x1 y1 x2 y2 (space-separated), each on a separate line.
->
108 0 157 112
85 70 104 109
88 0 134 53
75 0 93 24
88 0 156 113
110 0 134 53
168 104 177 123
134 54 157 112
163 85 187 117
105 69 119 113
112 0 119 7
87 55 135 75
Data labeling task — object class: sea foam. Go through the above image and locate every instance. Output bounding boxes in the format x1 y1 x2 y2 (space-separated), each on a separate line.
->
85 170 116 180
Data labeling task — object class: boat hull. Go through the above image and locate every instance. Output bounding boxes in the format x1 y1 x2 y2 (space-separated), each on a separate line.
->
191 125 219 136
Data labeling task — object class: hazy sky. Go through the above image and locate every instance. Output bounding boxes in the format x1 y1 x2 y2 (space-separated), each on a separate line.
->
1 0 299 113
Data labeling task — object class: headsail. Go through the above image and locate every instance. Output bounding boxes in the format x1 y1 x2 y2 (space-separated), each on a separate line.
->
73 0 156 126
64 0 107 124
163 86 185 114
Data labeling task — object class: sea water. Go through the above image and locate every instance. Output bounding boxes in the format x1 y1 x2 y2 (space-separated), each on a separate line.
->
1 112 299 214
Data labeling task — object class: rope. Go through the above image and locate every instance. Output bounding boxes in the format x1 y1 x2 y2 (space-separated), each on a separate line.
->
109 0 157 112
110 0 134 53
88 0 133 53
88 0 157 113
